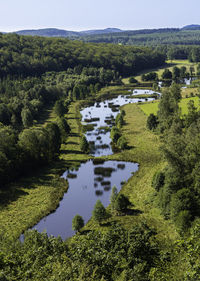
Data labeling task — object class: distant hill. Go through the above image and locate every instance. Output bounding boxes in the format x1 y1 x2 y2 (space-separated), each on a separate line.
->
5 25 200 47
182 24 200 30
15 28 80 37
14 28 124 38
80 28 123 35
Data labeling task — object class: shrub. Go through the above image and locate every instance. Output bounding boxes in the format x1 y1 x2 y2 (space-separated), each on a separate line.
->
80 135 89 153
72 214 84 233
129 77 138 83
175 210 192 233
114 194 132 213
121 109 126 117
115 113 124 128
147 113 158 130
162 69 172 80
117 136 128 150
152 171 165 192
110 126 121 143
170 188 194 223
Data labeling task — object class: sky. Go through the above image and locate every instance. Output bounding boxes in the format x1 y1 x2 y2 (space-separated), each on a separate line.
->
1 0 200 32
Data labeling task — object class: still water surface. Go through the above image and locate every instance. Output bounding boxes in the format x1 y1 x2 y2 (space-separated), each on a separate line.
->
31 91 153 239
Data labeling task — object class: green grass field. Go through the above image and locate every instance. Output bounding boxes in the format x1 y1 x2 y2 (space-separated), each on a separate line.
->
122 59 197 84
139 96 200 116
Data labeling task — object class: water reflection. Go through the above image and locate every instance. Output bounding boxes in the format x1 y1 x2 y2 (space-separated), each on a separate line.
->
32 160 138 239
81 93 154 156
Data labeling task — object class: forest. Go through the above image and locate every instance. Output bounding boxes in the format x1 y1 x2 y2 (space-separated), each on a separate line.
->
0 33 165 188
81 28 200 46
1 31 200 280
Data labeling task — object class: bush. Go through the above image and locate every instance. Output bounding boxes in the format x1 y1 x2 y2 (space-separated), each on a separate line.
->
121 109 126 117
115 113 124 128
72 214 84 233
114 194 132 213
162 69 172 80
147 113 158 130
170 188 194 224
129 77 138 83
142 72 158 81
152 171 165 192
117 136 128 150
110 126 121 143
80 135 89 153
56 117 70 142
53 100 66 117
175 210 192 233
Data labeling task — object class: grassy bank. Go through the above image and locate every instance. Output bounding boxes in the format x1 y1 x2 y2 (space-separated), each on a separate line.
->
0 101 90 239
139 96 200 116
85 102 179 248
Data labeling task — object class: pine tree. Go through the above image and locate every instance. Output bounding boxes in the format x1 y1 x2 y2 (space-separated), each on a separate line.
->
92 200 107 224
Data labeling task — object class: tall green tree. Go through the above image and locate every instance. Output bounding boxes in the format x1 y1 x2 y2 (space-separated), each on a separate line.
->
80 135 89 153
72 214 84 233
92 200 107 224
157 84 180 132
53 100 66 117
21 108 33 128
110 185 118 211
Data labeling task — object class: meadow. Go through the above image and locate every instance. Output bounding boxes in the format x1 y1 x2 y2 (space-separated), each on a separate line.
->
122 59 197 84
139 96 200 116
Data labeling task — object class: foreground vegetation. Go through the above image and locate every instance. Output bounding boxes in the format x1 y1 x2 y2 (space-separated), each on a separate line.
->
1 30 200 279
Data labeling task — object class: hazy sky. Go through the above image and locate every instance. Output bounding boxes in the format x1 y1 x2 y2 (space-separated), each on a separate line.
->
1 0 200 32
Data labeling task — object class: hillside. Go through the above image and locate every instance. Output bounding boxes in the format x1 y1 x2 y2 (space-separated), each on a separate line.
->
182 24 200 30
15 28 80 37
5 26 200 47
14 27 124 37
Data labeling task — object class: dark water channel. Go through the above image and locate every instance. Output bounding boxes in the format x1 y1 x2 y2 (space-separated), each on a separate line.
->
31 92 154 240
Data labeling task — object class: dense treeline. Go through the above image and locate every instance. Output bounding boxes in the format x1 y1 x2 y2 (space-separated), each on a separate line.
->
0 33 165 78
147 84 200 233
82 29 200 47
158 45 200 62
0 67 115 187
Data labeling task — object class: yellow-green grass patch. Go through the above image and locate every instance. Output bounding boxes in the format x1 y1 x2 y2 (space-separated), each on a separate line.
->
181 87 199 98
139 96 200 116
123 60 198 84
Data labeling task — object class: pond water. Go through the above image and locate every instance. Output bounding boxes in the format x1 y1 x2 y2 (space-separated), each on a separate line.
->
30 90 154 240
81 95 154 156
132 89 160 96
33 160 138 239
